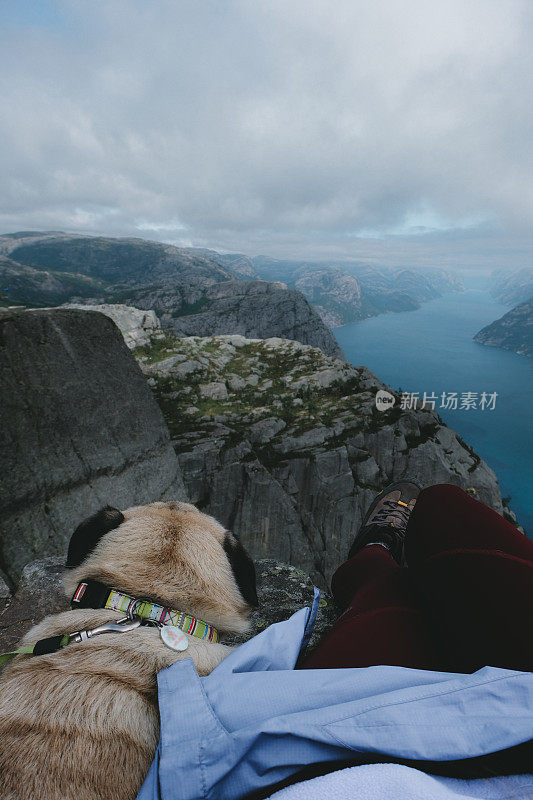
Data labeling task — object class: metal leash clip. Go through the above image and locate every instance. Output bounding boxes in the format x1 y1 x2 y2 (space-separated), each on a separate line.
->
127 599 163 627
68 615 142 643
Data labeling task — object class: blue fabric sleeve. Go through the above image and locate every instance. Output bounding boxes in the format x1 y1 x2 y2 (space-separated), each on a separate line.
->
156 658 233 800
211 588 320 677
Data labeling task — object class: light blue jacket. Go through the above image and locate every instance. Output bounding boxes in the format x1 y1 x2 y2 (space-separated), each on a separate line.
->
137 590 533 800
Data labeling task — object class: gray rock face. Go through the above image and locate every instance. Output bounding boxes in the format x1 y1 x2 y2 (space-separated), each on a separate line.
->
221 559 337 655
139 335 507 588
0 559 68 652
0 557 336 660
0 576 10 601
61 303 162 349
126 280 345 359
0 570 11 621
474 299 532 358
0 309 187 583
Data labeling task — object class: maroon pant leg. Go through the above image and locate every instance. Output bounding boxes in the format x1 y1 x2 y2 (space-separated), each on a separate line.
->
301 544 442 670
405 484 533 673
302 484 533 672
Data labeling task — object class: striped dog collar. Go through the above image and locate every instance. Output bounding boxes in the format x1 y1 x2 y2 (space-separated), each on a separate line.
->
71 581 219 643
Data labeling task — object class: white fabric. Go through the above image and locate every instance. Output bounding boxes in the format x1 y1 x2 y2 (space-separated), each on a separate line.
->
268 764 533 800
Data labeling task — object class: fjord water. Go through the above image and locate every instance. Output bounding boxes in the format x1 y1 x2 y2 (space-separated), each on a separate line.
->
334 286 533 537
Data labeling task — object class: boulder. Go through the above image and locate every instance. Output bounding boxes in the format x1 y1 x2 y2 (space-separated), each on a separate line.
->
223 559 337 657
0 309 187 583
0 559 68 652
199 381 228 400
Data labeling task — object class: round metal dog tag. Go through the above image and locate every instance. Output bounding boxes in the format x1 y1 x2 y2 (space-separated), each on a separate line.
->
160 626 189 651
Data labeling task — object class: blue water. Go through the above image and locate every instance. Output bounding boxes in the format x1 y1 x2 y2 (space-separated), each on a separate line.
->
334 288 533 537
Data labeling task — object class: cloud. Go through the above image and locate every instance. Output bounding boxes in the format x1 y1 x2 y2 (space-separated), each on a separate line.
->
0 0 532 268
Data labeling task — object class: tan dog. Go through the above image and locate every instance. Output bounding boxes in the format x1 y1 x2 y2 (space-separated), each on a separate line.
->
0 501 257 800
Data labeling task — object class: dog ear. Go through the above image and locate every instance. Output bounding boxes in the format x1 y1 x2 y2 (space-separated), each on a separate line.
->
223 532 258 607
66 506 124 568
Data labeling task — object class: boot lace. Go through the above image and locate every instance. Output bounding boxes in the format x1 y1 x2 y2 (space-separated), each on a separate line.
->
372 499 410 529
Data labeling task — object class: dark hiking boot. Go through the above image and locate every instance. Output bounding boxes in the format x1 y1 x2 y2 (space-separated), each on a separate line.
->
347 480 421 565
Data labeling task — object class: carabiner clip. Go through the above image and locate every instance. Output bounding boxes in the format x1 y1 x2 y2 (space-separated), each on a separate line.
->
69 615 142 643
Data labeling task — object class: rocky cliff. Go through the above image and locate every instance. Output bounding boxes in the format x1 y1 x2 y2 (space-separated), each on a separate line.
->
121 280 344 359
0 309 187 582
136 333 505 587
474 299 533 358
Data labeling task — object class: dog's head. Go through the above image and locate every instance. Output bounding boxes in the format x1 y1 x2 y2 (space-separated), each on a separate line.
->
63 502 257 634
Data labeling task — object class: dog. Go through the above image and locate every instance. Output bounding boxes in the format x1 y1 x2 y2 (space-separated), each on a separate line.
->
0 500 258 800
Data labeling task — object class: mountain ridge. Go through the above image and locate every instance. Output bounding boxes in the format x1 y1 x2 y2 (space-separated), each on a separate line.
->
252 255 465 325
1 231 466 331
0 232 344 359
474 298 533 358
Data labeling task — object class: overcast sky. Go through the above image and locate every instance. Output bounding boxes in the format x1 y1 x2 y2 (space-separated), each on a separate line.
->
1 0 532 270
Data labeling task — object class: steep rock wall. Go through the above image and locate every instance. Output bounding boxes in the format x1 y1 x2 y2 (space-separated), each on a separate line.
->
0 309 187 582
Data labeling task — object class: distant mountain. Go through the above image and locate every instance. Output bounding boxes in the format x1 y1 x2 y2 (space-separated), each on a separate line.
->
474 299 533 358
386 267 464 303
204 251 257 278
253 257 464 326
0 230 462 353
1 232 235 285
0 255 106 307
293 267 366 326
489 268 533 306
0 232 343 358
251 255 306 282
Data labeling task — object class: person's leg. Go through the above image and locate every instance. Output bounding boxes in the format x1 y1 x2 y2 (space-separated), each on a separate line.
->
300 483 533 781
301 544 442 669
405 484 533 673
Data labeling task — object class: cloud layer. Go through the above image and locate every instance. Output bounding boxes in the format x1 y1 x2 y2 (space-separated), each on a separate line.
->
1 0 532 268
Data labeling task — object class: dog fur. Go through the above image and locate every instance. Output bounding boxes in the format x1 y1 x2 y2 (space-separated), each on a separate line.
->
0 501 257 800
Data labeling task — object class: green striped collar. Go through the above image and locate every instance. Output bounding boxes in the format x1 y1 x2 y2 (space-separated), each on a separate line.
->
72 581 219 643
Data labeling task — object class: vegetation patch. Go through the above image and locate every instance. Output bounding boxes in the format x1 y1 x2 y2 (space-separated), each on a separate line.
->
455 433 482 472
132 332 182 363
134 336 455 470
